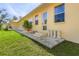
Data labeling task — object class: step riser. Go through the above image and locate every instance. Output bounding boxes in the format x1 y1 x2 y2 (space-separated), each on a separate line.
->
12 28 64 49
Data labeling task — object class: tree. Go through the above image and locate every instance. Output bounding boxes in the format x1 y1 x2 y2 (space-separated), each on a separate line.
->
13 16 18 20
0 9 11 30
0 9 10 24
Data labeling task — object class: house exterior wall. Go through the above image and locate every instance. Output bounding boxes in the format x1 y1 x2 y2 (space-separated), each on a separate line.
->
10 18 25 28
10 21 21 28
64 3 79 43
24 4 61 32
11 3 79 43
47 3 79 43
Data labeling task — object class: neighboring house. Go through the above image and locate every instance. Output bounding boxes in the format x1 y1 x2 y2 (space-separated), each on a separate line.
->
10 21 20 28
10 18 24 28
11 3 79 44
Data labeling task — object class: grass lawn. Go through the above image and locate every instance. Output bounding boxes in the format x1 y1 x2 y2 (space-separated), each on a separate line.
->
0 31 79 56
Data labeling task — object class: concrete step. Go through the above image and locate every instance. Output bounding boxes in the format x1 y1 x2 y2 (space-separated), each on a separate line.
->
13 28 64 49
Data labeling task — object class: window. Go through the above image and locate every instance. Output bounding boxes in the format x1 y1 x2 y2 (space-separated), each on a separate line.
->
42 12 47 24
55 4 65 22
35 15 38 25
43 26 47 30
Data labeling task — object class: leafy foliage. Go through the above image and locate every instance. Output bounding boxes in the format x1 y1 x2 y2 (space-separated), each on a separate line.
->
0 9 11 30
0 9 10 23
23 20 32 30
13 16 18 20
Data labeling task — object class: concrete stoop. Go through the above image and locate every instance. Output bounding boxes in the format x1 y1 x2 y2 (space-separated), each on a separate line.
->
13 28 64 49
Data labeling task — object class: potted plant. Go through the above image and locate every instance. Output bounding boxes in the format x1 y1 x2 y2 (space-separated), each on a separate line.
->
23 20 32 32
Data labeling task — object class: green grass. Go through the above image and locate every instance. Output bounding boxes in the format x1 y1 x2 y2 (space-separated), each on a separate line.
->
0 31 79 56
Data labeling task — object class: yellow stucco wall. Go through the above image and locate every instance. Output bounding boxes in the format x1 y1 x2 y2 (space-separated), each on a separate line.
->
47 3 79 43
10 21 21 28
11 3 79 43
64 3 79 43
23 4 61 32
10 17 26 28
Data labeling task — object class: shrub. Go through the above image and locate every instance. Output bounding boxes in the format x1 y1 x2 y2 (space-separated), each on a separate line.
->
1 24 8 30
23 20 32 30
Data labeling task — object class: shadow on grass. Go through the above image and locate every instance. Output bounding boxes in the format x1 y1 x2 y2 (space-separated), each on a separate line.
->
15 31 79 56
30 40 79 56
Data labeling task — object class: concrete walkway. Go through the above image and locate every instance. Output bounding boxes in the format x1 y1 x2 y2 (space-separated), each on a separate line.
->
12 27 64 49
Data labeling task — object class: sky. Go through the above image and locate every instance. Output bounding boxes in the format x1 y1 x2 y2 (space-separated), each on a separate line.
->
0 3 41 18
